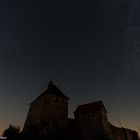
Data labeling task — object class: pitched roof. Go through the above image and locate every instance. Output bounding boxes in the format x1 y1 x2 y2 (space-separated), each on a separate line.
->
31 80 69 104
74 101 107 114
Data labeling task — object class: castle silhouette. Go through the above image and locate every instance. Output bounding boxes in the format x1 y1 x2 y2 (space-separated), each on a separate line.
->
22 81 139 140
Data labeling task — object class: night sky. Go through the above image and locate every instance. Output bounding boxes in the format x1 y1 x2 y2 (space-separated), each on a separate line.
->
0 0 140 134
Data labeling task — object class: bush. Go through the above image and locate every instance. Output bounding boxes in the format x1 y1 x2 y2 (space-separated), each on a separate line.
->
2 124 20 140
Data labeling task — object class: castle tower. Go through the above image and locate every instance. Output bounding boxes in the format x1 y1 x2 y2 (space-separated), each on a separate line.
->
23 81 69 132
74 101 113 139
74 101 107 122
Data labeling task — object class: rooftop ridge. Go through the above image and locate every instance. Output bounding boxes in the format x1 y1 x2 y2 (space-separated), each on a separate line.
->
31 81 69 104
74 100 107 114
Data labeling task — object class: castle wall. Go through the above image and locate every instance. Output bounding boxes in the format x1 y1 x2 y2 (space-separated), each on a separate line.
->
74 110 139 140
23 94 68 131
100 111 113 139
110 124 139 140
111 125 126 140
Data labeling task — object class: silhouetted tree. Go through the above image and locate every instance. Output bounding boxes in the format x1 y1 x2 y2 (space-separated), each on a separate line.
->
2 124 20 140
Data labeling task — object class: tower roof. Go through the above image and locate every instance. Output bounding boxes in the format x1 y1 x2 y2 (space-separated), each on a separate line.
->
31 80 69 104
74 100 107 114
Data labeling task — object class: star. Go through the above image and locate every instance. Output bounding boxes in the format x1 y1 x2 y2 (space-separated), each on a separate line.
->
79 48 88 54
52 40 57 45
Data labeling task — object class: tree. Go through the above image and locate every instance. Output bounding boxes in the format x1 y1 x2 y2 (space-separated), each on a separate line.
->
2 124 20 140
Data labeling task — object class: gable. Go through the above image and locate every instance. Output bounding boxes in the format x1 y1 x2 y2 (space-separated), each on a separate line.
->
31 81 69 105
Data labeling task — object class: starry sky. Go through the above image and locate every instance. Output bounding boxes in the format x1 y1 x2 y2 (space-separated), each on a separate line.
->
0 0 140 134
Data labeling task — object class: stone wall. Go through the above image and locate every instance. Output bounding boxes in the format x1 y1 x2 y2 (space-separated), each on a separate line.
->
23 94 68 131
65 119 140 140
110 124 139 140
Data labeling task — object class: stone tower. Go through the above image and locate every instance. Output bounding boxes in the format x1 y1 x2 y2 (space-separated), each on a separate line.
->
74 101 113 140
74 101 108 131
23 81 69 132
